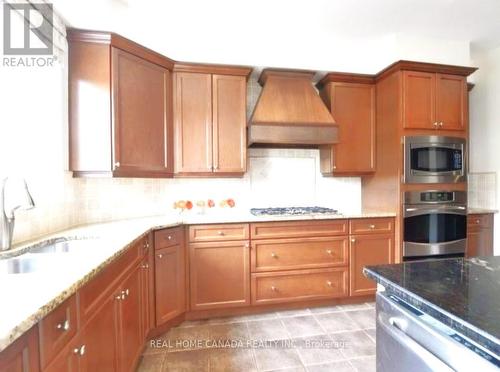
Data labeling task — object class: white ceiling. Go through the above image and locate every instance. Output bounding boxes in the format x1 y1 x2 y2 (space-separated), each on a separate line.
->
53 0 500 72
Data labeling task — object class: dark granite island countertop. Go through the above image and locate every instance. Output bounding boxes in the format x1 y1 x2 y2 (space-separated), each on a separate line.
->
364 256 500 356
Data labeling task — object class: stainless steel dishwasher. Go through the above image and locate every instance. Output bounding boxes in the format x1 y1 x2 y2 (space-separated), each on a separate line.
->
376 292 500 371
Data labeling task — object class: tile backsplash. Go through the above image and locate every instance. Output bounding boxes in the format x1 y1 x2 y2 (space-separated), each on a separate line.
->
468 172 497 209
12 148 361 245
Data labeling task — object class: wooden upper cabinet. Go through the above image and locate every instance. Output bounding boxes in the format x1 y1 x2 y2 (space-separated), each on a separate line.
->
112 48 173 175
174 72 213 174
212 74 247 173
403 70 466 131
318 80 375 175
403 71 436 130
435 73 466 131
68 30 174 178
173 64 251 176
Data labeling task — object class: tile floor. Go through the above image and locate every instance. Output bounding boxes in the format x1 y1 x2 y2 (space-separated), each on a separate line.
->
137 302 376 372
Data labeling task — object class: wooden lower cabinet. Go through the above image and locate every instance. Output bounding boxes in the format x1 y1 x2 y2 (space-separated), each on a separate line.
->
190 240 250 310
251 268 348 305
349 234 393 296
467 214 494 257
45 293 118 372
155 245 186 325
251 237 348 272
44 265 145 372
0 326 40 372
77 293 118 372
140 254 154 338
116 266 143 372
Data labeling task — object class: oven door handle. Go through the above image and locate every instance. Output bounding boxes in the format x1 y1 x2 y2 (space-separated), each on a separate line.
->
404 206 466 217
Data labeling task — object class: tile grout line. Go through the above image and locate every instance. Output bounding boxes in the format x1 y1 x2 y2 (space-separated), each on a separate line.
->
244 320 261 372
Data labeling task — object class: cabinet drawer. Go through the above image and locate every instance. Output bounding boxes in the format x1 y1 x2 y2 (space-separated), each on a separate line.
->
78 241 140 323
155 226 184 249
188 224 249 242
467 214 493 231
251 237 348 272
251 268 348 305
349 218 394 235
39 294 78 369
251 220 348 240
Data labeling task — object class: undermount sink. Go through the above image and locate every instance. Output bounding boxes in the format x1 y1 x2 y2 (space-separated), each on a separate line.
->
0 238 101 275
29 239 99 254
0 256 50 274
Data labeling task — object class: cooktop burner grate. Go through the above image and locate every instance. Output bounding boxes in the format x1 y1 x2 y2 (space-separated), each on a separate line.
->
250 206 339 216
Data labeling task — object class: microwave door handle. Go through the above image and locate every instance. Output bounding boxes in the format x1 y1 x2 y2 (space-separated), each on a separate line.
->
404 206 466 217
378 313 454 371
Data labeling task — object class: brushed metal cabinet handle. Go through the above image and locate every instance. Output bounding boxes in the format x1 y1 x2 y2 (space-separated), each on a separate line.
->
56 319 69 331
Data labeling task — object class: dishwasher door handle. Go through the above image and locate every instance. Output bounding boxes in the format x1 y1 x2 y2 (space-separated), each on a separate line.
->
378 312 454 372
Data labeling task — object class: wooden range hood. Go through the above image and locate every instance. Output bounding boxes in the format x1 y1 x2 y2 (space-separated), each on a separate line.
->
248 69 338 146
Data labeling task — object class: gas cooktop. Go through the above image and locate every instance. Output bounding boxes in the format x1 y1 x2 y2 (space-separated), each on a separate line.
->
250 206 339 216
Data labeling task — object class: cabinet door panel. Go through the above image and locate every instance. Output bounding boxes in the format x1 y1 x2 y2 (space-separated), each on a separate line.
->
43 340 80 372
174 72 213 173
328 83 375 173
403 71 436 129
350 234 393 296
0 326 40 372
116 267 143 372
436 73 466 131
78 295 117 372
140 256 152 338
155 245 186 325
212 75 247 173
190 241 250 310
112 47 172 174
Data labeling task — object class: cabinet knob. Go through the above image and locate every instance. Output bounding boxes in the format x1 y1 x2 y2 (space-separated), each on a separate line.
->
114 161 120 168
351 238 356 243
56 319 69 331
271 286 277 292
124 289 129 297
326 280 333 287
271 252 278 258
476 219 480 224
141 263 149 269
369 224 376 229
167 235 172 240
115 293 122 301
333 165 337 170
326 249 332 255
244 243 250 248
217 231 225 236
73 345 85 356
157 253 163 259
433 122 438 127
214 165 219 170
439 121 444 127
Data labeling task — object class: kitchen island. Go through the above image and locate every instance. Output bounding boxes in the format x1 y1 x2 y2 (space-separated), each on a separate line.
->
364 257 500 371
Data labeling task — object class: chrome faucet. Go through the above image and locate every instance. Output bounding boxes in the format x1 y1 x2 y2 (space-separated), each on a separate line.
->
0 177 35 251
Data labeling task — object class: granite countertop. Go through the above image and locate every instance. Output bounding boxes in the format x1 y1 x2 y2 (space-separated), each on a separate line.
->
364 257 500 356
468 208 498 215
0 210 395 352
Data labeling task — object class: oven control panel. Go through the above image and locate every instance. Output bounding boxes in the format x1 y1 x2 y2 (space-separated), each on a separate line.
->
420 191 454 202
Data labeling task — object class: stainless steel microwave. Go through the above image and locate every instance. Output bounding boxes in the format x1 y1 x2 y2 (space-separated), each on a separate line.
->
403 136 466 184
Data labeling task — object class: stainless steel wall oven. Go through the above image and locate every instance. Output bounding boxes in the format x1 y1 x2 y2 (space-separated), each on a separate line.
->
403 190 467 260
